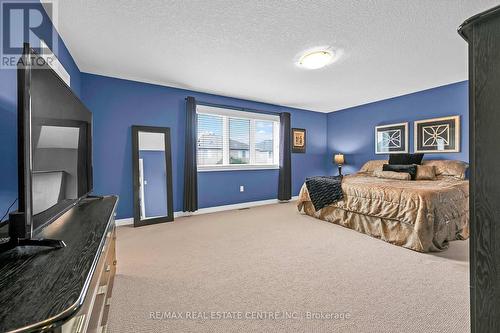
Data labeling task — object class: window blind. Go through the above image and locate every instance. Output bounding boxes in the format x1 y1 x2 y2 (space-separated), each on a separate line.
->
197 113 223 166
229 118 250 164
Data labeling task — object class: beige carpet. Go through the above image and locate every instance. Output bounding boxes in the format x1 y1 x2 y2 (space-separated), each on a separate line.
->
108 202 469 333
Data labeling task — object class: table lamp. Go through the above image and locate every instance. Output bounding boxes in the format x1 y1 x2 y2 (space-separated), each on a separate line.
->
334 153 345 176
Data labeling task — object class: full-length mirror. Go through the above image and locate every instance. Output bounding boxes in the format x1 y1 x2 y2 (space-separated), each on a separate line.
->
132 126 173 227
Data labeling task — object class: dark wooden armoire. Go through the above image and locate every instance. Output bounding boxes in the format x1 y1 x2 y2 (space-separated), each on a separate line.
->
459 5 500 333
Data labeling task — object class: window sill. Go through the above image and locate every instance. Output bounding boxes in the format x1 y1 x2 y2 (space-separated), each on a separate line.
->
198 165 279 172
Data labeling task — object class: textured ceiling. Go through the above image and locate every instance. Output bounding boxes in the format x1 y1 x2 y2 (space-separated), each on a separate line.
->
50 0 498 113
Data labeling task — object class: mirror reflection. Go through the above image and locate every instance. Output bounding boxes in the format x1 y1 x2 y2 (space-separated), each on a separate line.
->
137 131 168 220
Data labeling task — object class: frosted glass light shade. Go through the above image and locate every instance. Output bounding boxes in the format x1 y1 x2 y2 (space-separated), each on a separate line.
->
334 153 345 165
299 50 334 69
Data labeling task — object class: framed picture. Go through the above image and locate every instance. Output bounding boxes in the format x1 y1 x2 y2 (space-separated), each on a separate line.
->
375 122 408 154
414 116 460 153
292 128 306 153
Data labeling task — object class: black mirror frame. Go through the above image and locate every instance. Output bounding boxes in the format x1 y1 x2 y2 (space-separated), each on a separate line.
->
132 125 174 227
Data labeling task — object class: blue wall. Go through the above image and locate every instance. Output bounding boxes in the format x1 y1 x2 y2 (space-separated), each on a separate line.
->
327 81 469 175
0 1 82 219
82 73 328 219
139 151 168 217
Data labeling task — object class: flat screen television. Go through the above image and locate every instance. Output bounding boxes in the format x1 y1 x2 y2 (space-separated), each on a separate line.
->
9 43 93 242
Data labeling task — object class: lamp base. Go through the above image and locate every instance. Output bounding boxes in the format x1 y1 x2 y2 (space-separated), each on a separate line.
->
338 165 342 176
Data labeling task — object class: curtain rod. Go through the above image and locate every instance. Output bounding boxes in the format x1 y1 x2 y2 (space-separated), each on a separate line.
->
194 100 281 116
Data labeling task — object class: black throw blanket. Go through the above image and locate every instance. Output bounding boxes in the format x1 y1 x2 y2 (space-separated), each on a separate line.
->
305 176 343 211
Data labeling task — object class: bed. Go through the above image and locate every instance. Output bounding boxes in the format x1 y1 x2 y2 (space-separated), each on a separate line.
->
297 160 469 252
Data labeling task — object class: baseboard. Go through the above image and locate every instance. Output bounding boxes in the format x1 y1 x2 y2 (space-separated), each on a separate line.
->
115 196 298 227
175 196 299 218
115 217 134 226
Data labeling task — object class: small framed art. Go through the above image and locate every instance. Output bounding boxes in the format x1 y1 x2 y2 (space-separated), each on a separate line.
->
292 128 306 153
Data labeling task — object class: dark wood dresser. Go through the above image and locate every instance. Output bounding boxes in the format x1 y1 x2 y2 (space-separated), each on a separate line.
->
459 5 500 333
0 196 118 333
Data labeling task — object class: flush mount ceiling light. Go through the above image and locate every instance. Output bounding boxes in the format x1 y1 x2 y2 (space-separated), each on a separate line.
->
298 49 335 70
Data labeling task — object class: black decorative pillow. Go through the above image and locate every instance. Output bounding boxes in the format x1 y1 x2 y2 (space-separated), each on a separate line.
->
383 164 418 180
388 153 424 165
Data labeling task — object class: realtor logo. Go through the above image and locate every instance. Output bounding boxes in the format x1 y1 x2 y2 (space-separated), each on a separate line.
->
1 0 58 68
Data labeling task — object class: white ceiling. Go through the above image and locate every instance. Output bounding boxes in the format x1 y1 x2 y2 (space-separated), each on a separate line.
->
51 0 498 113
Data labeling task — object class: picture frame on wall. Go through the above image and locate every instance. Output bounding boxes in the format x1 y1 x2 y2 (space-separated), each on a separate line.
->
292 128 306 153
414 115 460 153
375 122 408 154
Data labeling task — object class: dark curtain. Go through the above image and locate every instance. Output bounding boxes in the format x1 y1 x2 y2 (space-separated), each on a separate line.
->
278 112 292 201
183 96 198 212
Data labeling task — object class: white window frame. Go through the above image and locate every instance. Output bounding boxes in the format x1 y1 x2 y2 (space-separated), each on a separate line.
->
196 105 280 172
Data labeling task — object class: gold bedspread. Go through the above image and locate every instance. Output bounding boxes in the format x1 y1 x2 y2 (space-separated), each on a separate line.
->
297 173 469 252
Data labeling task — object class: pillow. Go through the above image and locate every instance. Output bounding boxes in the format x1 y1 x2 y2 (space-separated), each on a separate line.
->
421 160 469 180
383 164 417 180
360 160 388 173
415 165 436 180
389 153 424 165
373 170 411 180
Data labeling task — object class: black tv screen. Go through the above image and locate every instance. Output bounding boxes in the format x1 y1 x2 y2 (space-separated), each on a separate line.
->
19 45 92 234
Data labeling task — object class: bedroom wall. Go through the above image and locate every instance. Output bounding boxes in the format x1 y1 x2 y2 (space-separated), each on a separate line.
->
82 73 328 219
326 81 468 175
0 1 82 219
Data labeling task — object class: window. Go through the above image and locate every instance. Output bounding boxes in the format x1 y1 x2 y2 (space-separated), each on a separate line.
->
197 114 223 166
197 105 280 171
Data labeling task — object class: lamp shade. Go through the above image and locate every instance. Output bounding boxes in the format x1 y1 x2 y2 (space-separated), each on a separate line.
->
334 153 345 165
